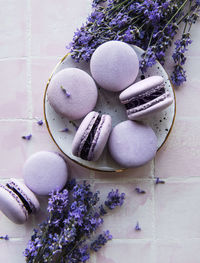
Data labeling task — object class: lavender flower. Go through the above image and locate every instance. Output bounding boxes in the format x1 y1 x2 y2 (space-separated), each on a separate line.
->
22 134 32 140
155 177 165 184
90 230 112 252
0 235 9 240
105 189 125 210
135 221 141 231
37 120 43 126
24 180 125 262
135 187 146 194
60 86 70 98
69 0 200 86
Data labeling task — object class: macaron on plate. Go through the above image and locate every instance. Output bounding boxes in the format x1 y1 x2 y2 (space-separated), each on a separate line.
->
44 45 176 172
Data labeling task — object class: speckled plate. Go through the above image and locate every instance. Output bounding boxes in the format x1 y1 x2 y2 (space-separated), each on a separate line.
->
43 46 176 172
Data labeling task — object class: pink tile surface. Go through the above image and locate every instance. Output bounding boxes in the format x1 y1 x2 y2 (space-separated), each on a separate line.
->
94 181 154 239
31 0 91 56
0 60 28 118
0 0 27 58
155 179 200 239
0 240 26 263
0 121 31 178
31 58 59 118
155 119 200 178
95 240 153 263
155 239 200 263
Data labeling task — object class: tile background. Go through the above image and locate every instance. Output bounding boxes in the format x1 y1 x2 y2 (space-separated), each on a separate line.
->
0 0 200 262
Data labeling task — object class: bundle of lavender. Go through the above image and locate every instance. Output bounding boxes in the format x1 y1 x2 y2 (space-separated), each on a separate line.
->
69 0 200 86
24 180 125 263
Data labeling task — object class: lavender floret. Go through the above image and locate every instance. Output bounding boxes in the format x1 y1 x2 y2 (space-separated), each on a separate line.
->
37 120 43 126
22 134 32 140
105 189 125 210
135 187 146 194
155 177 165 184
0 235 9 240
135 221 141 231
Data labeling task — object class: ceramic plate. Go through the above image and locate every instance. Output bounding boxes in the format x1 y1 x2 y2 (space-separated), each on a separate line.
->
44 46 176 172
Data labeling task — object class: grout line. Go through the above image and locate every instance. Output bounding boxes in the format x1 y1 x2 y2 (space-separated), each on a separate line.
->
26 0 32 119
152 158 156 262
0 56 63 61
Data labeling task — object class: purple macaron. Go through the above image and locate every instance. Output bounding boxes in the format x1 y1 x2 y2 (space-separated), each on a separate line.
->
108 120 157 168
72 111 112 161
90 41 139 92
119 76 173 120
23 151 68 196
47 68 98 120
0 178 39 224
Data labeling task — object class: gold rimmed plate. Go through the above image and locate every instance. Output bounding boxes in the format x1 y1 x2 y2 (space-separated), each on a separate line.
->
43 46 176 172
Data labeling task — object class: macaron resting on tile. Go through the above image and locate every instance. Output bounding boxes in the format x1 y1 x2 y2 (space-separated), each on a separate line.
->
47 68 98 120
0 179 39 224
119 76 173 120
108 120 157 168
90 41 139 92
72 111 112 161
23 151 68 196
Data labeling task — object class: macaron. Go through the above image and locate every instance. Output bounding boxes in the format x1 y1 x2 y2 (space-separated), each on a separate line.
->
108 120 157 168
90 41 139 92
0 178 39 224
23 151 68 196
119 76 173 120
72 111 112 161
47 68 98 120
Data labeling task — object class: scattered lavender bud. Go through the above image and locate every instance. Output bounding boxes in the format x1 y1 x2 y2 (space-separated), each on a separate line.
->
0 235 9 240
22 134 32 140
135 187 146 194
135 222 141 231
105 189 125 210
66 92 71 98
37 120 43 126
155 177 165 184
61 86 70 98
60 127 69 132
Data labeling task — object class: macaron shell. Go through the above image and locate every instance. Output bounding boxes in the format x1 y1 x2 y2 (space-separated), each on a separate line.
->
9 178 40 212
0 186 27 224
47 68 98 120
119 76 164 102
23 151 68 196
127 96 173 120
88 114 112 161
90 41 139 92
108 120 157 168
71 111 99 157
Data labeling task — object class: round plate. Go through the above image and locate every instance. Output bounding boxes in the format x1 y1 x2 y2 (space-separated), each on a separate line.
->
44 46 176 172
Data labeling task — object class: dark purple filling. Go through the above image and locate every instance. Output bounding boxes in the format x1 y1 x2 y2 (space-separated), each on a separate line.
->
6 184 32 214
125 87 165 110
80 116 101 160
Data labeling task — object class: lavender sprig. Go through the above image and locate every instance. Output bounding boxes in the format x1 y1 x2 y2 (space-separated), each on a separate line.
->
24 180 125 263
69 0 200 86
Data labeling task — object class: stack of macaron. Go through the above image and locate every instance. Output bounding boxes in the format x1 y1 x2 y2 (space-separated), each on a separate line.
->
47 40 173 168
0 151 69 224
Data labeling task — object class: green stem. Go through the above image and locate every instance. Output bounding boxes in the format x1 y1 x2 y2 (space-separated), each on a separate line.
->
160 0 189 34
